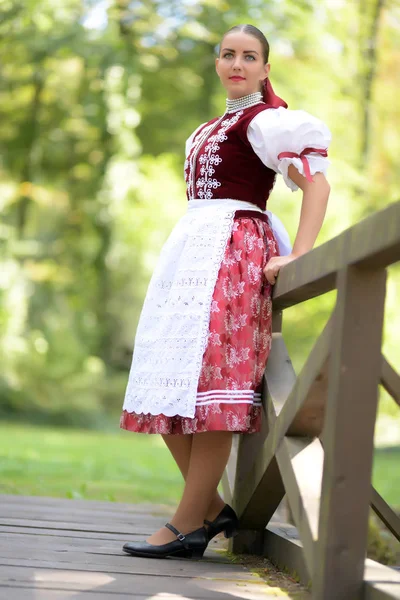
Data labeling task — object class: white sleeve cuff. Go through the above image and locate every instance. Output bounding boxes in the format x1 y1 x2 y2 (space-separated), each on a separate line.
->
278 155 331 192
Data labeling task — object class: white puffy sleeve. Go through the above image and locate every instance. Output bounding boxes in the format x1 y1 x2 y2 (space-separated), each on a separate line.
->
247 107 331 192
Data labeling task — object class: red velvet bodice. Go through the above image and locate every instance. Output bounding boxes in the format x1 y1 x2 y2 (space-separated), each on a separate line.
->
184 104 277 211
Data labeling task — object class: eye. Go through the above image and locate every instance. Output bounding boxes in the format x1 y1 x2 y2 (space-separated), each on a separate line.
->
245 55 256 61
223 52 233 58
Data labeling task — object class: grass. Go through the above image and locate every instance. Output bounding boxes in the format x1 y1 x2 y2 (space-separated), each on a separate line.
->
373 446 400 508
0 422 183 504
0 423 398 509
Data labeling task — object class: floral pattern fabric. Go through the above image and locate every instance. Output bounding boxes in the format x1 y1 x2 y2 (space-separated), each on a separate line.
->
120 216 279 435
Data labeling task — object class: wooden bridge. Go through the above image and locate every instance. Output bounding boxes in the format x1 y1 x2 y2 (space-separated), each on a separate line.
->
1 494 306 599
222 200 400 599
0 202 399 599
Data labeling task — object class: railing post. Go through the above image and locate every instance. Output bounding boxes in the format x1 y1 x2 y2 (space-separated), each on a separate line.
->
313 265 387 600
230 309 286 553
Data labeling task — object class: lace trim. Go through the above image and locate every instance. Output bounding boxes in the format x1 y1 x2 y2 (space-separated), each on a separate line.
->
123 204 238 418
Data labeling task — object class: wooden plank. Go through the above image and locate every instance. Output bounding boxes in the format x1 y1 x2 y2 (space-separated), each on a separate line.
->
220 472 232 505
381 356 400 408
0 571 287 600
278 439 324 541
233 405 283 530
0 534 142 554
0 495 310 599
275 437 323 577
0 592 115 599
232 311 287 536
371 487 400 542
0 525 139 542
314 265 387 600
0 506 169 525
0 526 231 552
233 334 291 528
263 523 400 600
0 563 274 599
0 495 171 513
235 318 330 529
264 522 309 586
0 499 171 517
0 591 282 600
0 518 163 536
0 565 256 587
364 558 400 600
0 554 272 581
288 359 329 437
280 315 332 437
273 200 400 308
233 402 285 531
0 533 228 562
0 582 287 600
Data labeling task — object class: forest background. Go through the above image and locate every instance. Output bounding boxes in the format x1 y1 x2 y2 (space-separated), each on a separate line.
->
0 0 399 445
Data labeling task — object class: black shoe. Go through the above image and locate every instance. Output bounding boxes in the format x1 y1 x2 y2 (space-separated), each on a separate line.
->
122 522 208 559
204 504 239 541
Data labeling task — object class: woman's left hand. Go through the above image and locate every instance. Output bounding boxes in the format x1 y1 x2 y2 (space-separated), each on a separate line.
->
263 253 299 285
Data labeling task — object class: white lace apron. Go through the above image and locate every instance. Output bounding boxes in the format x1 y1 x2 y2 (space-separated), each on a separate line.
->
122 199 291 419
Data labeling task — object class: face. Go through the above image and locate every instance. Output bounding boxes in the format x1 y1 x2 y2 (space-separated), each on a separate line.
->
215 32 270 99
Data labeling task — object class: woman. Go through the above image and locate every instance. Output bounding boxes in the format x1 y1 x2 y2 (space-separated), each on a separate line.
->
120 24 331 559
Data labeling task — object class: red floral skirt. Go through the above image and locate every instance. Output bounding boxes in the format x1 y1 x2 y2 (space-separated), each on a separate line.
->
120 216 279 435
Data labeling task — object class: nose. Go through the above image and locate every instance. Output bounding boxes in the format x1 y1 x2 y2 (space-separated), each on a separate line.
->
232 56 242 71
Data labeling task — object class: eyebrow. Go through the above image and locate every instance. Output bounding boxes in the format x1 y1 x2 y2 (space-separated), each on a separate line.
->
222 48 259 55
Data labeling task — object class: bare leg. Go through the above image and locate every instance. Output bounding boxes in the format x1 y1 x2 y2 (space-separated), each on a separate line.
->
148 431 232 544
162 433 226 519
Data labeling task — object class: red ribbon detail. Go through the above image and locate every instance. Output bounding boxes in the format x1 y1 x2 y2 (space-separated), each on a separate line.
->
277 147 328 182
262 78 288 109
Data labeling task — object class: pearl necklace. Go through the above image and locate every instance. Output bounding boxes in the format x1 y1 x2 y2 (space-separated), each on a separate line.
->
225 91 263 113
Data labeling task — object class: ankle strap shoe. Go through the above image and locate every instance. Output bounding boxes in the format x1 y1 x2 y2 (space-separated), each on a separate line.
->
204 504 239 541
122 523 208 559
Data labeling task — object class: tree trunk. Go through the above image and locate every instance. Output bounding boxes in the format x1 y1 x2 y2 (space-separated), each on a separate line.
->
359 0 385 166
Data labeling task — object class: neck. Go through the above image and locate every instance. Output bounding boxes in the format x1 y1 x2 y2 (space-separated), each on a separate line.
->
225 91 263 113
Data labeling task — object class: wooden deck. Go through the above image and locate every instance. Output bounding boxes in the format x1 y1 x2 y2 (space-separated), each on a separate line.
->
0 494 307 599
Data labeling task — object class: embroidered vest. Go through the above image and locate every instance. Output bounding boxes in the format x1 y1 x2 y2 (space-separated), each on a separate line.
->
184 104 277 211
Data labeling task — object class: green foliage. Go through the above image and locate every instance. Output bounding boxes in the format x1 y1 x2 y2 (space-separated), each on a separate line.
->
0 0 399 435
367 513 399 566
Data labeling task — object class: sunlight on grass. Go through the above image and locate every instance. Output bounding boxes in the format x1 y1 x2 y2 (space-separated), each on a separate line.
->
0 423 183 504
372 447 400 508
0 423 398 509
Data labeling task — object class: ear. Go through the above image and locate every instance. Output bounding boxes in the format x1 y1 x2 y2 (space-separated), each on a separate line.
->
215 57 220 76
264 63 271 79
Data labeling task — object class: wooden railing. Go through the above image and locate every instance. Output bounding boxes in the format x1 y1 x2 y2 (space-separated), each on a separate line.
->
222 201 400 600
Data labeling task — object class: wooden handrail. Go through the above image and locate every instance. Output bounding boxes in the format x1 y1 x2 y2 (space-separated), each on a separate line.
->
381 356 400 408
226 201 400 600
273 200 400 308
371 486 400 542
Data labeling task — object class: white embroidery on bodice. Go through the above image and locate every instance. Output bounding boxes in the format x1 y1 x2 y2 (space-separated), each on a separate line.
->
185 111 243 200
